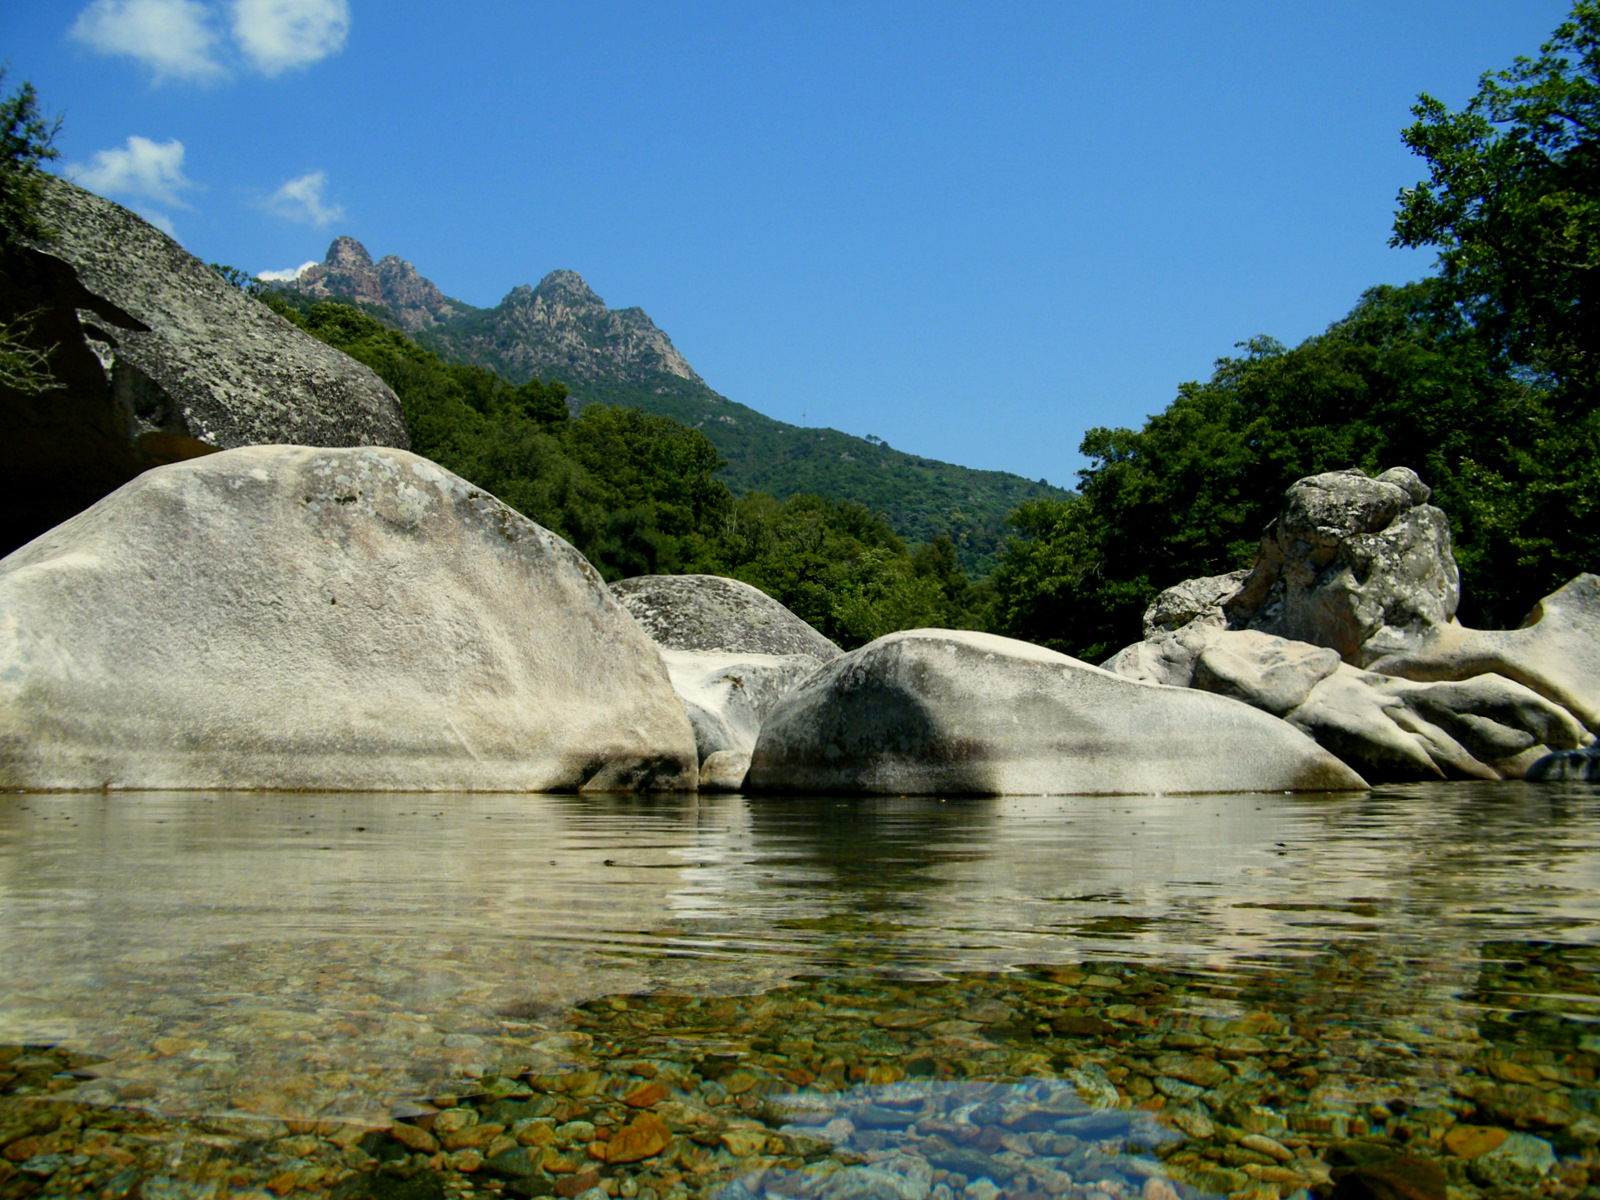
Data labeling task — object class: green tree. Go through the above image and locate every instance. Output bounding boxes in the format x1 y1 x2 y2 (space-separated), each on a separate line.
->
0 74 64 396
1392 1 1600 400
0 71 62 248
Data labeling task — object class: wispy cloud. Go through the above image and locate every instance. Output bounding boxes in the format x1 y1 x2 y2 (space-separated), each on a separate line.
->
257 260 317 281
265 171 344 226
231 0 349 75
70 0 225 83
68 0 349 82
65 136 196 208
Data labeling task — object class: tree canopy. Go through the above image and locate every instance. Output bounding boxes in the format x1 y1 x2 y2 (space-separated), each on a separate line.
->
990 281 1560 661
1392 0 1600 402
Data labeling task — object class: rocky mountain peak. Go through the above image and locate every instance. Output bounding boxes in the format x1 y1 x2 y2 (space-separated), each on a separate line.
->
324 236 373 272
281 238 476 334
531 269 603 308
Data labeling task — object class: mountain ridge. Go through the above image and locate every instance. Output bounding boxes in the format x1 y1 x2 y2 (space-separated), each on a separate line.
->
273 237 1067 569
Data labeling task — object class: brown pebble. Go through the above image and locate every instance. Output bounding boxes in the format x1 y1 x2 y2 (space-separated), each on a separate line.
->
1330 1155 1446 1200
622 1081 669 1109
554 1169 602 1197
1442 1124 1507 1159
386 1122 440 1154
605 1111 672 1163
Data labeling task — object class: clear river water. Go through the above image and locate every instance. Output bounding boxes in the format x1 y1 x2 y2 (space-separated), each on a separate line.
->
2 781 1599 1199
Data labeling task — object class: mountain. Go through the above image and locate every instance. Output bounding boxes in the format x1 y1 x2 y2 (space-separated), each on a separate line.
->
286 236 478 333
274 238 1067 569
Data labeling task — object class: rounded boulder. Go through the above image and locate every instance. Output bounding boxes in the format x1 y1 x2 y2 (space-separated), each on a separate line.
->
0 446 697 792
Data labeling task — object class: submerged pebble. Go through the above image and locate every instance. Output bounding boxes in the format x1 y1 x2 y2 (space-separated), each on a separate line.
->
5 942 1600 1199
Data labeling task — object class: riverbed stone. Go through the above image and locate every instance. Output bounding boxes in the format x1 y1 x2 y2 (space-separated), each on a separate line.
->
0 445 697 791
745 629 1366 795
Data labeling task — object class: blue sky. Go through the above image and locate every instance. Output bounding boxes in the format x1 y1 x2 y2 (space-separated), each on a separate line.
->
3 1 1575 487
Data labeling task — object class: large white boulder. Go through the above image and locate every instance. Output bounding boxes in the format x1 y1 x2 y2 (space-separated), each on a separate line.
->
745 629 1366 796
0 446 698 792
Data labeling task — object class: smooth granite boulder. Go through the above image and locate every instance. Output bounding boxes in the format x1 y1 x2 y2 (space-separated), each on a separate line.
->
611 574 842 663
1366 574 1600 731
745 629 1366 796
1286 664 1588 782
0 178 408 556
1114 625 1589 781
657 649 820 762
698 750 753 793
0 446 697 792
1226 467 1459 665
1191 630 1343 717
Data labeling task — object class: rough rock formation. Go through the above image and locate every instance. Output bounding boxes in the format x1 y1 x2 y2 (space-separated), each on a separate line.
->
1102 467 1599 782
1225 467 1459 665
1143 570 1249 638
436 270 702 387
0 178 408 557
658 649 820 765
287 236 478 332
611 574 842 662
0 446 697 792
745 630 1366 796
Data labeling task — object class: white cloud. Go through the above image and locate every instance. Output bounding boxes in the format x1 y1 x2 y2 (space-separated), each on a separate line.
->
265 171 345 226
257 260 317 281
231 0 349 75
65 136 196 208
69 0 225 83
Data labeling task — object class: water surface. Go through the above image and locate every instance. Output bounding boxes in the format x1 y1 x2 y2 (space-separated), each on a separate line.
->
3 781 1597 1126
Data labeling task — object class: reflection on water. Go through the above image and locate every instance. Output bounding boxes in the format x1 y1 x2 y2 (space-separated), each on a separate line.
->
1 782 1598 1195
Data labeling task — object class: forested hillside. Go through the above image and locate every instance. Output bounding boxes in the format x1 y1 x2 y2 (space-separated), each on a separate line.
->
273 254 1064 572
255 293 984 649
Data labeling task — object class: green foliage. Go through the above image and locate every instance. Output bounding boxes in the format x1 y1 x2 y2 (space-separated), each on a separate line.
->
1392 1 1600 400
712 493 983 648
990 281 1565 661
0 71 62 249
0 308 59 394
273 296 977 644
210 263 266 296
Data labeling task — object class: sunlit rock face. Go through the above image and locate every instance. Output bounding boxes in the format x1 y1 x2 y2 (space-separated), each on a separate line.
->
0 178 408 557
0 446 697 792
746 629 1366 796
1226 467 1459 666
